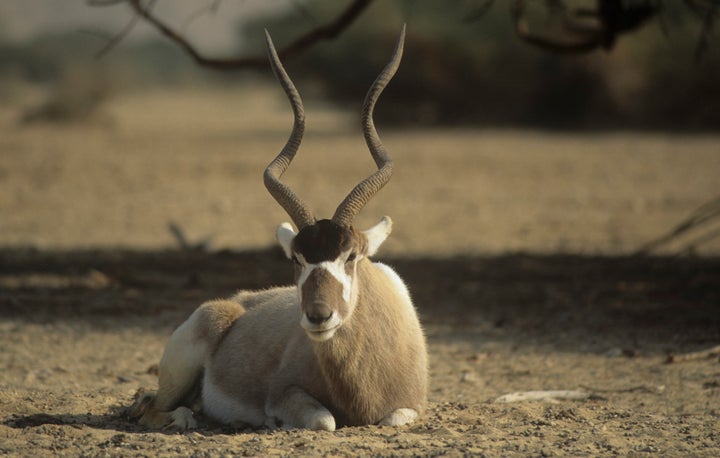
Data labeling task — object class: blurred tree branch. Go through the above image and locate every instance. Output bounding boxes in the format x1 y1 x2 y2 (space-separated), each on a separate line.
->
89 0 717 68
181 0 223 31
511 0 659 54
686 0 719 60
510 0 719 59
89 0 374 70
636 196 720 255
89 0 154 59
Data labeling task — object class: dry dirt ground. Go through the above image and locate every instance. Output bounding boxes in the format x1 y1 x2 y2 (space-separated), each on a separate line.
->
1 88 720 456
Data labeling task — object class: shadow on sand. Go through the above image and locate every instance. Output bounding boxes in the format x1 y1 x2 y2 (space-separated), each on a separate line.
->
1 248 718 355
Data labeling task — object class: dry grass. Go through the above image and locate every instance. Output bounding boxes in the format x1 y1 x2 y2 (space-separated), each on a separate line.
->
2 86 719 255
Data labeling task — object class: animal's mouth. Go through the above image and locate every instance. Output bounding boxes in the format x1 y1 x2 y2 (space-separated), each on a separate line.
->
301 312 342 342
304 323 340 342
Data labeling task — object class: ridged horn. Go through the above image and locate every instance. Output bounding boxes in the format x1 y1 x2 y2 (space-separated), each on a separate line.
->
332 25 405 227
263 29 316 229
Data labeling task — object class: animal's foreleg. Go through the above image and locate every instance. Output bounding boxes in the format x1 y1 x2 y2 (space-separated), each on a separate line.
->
266 386 336 431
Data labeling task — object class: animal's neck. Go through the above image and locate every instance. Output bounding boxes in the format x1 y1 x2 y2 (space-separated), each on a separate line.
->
311 260 399 425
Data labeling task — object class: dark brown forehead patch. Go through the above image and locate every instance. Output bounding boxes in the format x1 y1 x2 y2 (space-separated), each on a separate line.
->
293 219 359 264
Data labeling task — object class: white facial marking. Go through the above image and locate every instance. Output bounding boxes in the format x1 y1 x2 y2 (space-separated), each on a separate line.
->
300 311 342 341
294 252 310 296
296 249 354 303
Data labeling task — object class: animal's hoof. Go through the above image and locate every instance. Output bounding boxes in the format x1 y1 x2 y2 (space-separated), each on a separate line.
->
308 412 336 432
126 388 155 421
163 407 197 432
379 408 418 427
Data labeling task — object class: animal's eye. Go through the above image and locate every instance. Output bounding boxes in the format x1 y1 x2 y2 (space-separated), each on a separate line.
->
291 255 301 266
346 253 356 264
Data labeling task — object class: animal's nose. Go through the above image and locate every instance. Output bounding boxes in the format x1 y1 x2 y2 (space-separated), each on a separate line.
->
306 303 333 324
306 311 332 325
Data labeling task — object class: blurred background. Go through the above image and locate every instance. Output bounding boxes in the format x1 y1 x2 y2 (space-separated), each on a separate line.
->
1 0 719 255
3 0 720 128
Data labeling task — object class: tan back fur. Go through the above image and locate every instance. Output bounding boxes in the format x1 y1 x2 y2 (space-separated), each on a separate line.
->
206 256 427 427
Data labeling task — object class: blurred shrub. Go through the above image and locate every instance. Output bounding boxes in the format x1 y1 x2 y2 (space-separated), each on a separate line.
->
240 1 720 130
19 64 112 125
0 29 215 123
0 29 207 97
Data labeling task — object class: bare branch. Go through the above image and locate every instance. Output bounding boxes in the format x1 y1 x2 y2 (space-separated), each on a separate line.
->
463 0 495 23
119 0 374 71
693 2 717 61
90 0 714 70
494 389 605 403
685 0 720 18
181 0 224 32
167 221 214 252
635 195 720 255
666 345 720 363
290 0 321 27
86 0 126 5
578 384 663 394
90 0 152 59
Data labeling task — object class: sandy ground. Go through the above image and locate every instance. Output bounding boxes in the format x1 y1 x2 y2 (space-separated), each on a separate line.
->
2 87 719 255
1 88 719 456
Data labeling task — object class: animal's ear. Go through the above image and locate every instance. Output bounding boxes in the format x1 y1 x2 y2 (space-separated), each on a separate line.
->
276 222 297 259
363 216 393 257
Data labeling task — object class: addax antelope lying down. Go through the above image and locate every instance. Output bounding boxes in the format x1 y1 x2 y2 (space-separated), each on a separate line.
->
128 26 428 431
